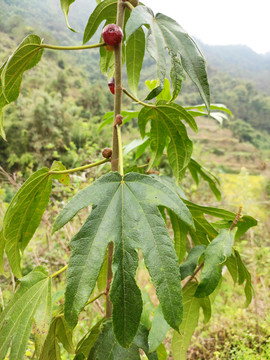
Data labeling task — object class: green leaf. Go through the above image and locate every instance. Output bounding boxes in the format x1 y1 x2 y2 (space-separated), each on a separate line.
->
126 27 145 96
188 158 221 200
138 104 194 180
0 267 51 360
140 291 154 329
50 161 71 186
169 50 185 102
89 321 157 360
99 42 114 77
189 210 218 245
97 255 107 292
156 343 168 360
75 320 104 359
33 275 52 357
180 245 206 280
125 6 210 109
199 296 212 323
185 200 235 221
148 305 170 353
83 0 118 44
234 250 253 307
123 137 149 156
40 316 75 360
172 282 200 360
3 168 52 277
168 210 189 264
225 254 238 283
54 172 193 346
0 230 6 276
235 215 258 241
195 229 234 297
60 0 77 32
186 103 233 116
0 36 43 139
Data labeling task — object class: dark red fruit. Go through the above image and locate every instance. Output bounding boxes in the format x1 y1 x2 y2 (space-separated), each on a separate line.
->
108 77 115 95
102 24 123 47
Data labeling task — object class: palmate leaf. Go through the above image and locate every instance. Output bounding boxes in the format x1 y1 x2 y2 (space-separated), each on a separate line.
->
195 229 234 297
0 35 43 139
60 0 77 32
138 103 195 180
88 321 158 360
0 267 51 360
53 172 194 347
125 6 210 109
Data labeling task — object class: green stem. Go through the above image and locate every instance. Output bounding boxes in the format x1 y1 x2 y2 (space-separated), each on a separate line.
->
123 1 134 11
49 158 110 175
182 262 204 290
40 42 106 51
51 264 68 278
117 125 124 176
123 88 156 108
84 292 106 307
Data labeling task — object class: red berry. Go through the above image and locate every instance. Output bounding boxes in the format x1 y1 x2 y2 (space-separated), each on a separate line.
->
102 24 123 47
108 77 115 95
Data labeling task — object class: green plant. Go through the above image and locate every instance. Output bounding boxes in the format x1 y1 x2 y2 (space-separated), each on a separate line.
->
0 0 258 359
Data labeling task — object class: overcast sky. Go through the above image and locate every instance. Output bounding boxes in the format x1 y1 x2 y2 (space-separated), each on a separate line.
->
143 0 270 54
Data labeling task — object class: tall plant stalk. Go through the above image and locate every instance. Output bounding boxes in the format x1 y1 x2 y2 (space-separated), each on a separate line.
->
106 0 126 318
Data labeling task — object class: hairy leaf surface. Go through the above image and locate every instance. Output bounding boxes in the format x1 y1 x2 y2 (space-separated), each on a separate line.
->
54 172 194 346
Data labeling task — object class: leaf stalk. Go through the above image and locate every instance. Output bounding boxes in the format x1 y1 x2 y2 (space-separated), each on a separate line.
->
40 42 106 51
50 264 68 278
123 88 156 108
48 158 110 175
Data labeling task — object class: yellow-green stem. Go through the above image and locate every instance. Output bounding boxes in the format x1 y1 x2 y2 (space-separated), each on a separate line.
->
40 42 106 51
84 292 106 307
117 125 124 176
123 1 134 10
49 158 110 175
51 264 68 278
123 88 156 108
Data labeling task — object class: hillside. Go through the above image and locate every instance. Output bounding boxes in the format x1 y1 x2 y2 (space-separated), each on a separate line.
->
198 41 270 95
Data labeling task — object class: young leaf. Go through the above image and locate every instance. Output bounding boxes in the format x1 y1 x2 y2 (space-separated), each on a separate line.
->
180 245 206 280
83 0 118 44
53 172 194 346
0 267 51 360
138 104 193 180
0 230 6 276
60 0 77 32
126 27 145 96
189 210 218 245
195 229 234 297
3 168 52 277
125 6 210 109
148 305 170 353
